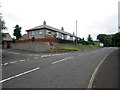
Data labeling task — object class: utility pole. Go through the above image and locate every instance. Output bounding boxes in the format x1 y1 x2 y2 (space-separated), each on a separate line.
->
76 20 77 45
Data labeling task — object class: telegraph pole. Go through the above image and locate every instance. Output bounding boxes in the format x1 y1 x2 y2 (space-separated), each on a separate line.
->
76 20 77 45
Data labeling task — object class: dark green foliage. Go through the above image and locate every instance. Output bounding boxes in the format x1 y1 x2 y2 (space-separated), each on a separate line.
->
113 32 120 47
87 34 93 42
13 25 22 40
97 34 106 43
58 38 95 45
97 33 120 47
58 39 74 44
12 38 16 43
0 17 7 38
0 17 7 30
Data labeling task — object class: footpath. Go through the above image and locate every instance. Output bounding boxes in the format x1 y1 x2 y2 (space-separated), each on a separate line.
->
92 48 119 89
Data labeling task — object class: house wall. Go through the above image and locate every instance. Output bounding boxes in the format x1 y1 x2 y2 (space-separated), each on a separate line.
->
27 29 74 41
28 29 45 39
45 30 56 38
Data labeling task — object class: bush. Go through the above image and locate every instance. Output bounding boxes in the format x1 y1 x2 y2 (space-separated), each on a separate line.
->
58 39 74 44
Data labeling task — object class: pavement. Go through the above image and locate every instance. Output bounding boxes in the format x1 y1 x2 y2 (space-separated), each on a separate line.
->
0 47 118 89
92 48 119 89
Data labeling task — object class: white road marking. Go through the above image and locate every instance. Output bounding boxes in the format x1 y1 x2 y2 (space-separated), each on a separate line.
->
48 55 51 56
52 56 74 64
34 57 38 59
87 50 115 89
3 63 8 66
10 61 18 64
79 53 88 56
19 60 26 62
9 52 20 55
52 54 55 56
41 55 45 58
0 67 40 83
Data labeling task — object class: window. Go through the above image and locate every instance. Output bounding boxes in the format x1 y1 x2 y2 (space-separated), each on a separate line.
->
39 30 42 34
31 31 34 35
67 35 70 40
56 32 59 38
46 30 51 35
62 34 64 39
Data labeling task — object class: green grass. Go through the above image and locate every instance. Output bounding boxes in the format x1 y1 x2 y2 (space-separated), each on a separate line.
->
55 44 98 51
55 45 80 50
94 41 100 47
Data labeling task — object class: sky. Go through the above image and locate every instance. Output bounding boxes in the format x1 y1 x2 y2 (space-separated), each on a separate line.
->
0 0 119 40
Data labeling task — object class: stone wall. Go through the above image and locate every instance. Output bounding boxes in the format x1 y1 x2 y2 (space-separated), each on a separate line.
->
11 41 74 52
11 42 51 52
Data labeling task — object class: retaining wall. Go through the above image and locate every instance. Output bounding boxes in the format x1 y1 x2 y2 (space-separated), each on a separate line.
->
11 42 74 52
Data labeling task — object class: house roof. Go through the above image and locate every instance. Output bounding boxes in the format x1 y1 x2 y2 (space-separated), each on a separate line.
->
2 33 12 41
26 25 76 37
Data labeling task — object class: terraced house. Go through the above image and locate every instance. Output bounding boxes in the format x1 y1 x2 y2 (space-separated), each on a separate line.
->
26 21 76 40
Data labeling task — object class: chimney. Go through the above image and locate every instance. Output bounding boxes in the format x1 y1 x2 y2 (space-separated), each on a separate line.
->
73 32 75 35
61 27 64 31
43 20 46 25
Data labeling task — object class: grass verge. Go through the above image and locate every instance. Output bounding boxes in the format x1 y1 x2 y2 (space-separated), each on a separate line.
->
55 44 98 51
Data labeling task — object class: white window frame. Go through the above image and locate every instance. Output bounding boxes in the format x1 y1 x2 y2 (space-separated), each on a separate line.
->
62 34 64 39
67 35 70 40
46 30 51 35
39 30 42 34
31 31 34 35
56 32 59 38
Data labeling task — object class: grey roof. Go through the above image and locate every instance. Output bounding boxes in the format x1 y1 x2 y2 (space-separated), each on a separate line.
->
26 25 76 37
2 33 12 41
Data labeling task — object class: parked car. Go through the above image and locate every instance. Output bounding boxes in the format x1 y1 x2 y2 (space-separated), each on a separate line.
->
100 43 104 48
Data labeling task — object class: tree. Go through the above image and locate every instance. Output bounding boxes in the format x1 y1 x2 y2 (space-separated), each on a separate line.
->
97 34 106 43
87 34 93 42
13 25 22 40
0 15 7 38
113 32 120 47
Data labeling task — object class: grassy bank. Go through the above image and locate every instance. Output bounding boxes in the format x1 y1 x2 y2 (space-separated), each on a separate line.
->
55 44 98 51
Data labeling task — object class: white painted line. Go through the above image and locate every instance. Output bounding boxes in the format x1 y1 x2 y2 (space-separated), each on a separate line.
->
41 55 45 58
44 55 48 57
79 53 88 56
48 55 51 56
19 60 26 62
52 54 55 56
0 67 40 83
9 52 20 55
61 53 65 55
9 61 18 64
87 50 115 89
34 57 38 59
3 63 8 66
52 56 74 64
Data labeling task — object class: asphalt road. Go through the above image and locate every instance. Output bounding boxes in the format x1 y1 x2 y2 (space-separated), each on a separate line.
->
0 47 118 88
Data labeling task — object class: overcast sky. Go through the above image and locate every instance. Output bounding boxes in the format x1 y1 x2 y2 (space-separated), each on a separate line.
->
0 0 119 40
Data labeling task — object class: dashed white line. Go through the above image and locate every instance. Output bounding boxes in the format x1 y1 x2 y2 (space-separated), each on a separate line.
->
52 56 74 64
3 63 8 66
10 61 18 64
0 67 40 83
34 57 38 59
19 60 26 62
79 53 88 56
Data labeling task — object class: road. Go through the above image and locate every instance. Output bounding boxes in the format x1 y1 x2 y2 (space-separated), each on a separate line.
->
0 47 118 88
